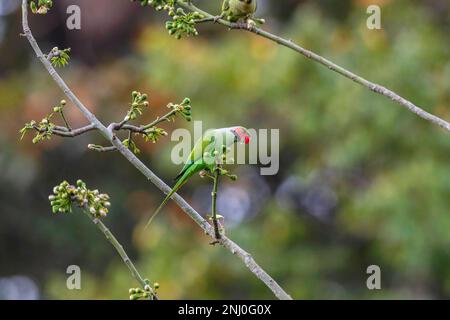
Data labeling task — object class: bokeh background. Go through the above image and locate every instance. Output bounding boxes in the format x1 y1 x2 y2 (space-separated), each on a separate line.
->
0 0 449 299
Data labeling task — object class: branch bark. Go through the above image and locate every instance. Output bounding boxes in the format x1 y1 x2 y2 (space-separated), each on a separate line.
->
211 167 221 242
50 124 96 137
178 0 450 133
21 0 292 300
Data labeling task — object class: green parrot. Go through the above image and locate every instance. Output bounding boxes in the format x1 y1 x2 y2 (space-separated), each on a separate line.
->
145 126 251 228
220 0 257 23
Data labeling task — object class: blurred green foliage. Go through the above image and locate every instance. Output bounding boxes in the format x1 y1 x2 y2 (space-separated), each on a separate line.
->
0 0 449 299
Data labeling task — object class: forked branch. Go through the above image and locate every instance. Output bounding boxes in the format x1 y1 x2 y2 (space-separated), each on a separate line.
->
21 0 292 300
176 0 450 132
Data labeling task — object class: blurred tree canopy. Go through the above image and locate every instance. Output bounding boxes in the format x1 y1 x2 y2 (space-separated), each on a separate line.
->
0 0 449 299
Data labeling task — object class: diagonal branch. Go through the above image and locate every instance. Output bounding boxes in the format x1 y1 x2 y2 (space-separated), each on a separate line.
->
178 0 450 132
21 0 292 300
82 209 158 300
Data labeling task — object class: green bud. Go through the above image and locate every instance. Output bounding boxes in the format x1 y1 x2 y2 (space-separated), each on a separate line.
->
154 282 160 289
129 294 140 300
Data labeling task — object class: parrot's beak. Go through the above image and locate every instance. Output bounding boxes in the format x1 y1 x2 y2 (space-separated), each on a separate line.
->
233 128 251 145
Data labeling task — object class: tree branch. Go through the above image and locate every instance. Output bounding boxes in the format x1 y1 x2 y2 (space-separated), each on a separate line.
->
178 0 450 132
21 0 292 300
82 209 158 300
142 109 177 130
210 166 221 242
50 124 96 137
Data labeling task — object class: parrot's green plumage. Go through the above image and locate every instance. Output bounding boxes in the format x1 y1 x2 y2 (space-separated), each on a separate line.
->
145 126 251 229
221 0 257 23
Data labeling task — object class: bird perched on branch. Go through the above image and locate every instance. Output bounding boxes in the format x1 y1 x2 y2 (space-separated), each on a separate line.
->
145 126 251 228
221 0 257 22
217 0 264 26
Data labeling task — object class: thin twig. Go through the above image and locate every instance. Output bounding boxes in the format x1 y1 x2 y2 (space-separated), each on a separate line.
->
210 166 221 242
82 210 158 300
58 110 72 130
178 0 450 132
52 124 96 137
142 109 177 130
21 0 292 300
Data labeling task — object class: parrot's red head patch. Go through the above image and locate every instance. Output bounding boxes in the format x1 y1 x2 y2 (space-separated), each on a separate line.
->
233 127 251 145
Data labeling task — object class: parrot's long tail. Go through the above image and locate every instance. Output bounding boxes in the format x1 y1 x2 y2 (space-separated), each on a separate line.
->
144 178 187 230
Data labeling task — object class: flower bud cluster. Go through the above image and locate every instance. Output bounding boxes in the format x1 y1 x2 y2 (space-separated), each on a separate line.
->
49 180 111 219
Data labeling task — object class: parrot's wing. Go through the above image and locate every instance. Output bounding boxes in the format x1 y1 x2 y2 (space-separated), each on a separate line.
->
145 160 206 229
174 134 215 181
